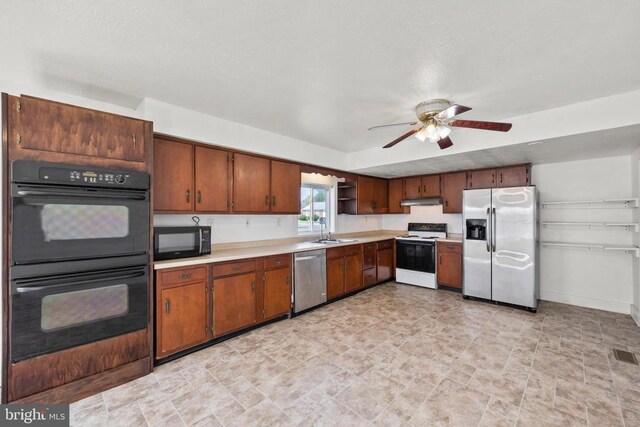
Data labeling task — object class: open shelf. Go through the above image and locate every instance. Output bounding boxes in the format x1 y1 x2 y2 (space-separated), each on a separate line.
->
541 222 640 232
541 198 639 209
540 241 640 257
337 180 358 215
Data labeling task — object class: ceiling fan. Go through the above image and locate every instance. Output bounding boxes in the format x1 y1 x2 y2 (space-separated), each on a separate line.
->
369 99 512 150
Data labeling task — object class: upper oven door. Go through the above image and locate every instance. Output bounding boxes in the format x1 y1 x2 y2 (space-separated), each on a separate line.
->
395 240 436 273
11 184 150 265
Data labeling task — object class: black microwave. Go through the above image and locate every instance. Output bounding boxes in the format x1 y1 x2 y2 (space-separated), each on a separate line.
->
154 226 211 260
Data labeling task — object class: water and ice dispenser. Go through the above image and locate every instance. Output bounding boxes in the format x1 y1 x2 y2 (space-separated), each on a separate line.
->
466 219 487 240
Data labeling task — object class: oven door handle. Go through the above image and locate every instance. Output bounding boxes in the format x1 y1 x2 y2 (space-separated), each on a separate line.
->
16 189 147 200
14 271 146 293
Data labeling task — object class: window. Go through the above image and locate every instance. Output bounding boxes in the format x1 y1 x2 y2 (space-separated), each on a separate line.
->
299 185 330 234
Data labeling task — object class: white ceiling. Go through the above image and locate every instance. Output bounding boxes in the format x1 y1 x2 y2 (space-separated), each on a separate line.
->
2 1 640 153
354 125 640 177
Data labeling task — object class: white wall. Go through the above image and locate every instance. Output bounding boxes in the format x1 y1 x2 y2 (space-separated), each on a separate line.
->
630 148 640 324
383 206 462 234
534 156 635 314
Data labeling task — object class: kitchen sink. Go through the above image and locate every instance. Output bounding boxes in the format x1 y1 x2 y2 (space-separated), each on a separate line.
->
310 238 359 244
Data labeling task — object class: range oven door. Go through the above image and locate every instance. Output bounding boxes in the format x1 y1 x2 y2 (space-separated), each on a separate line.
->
10 266 148 363
11 184 149 265
396 240 436 273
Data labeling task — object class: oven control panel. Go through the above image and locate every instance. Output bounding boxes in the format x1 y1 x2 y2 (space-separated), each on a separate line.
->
11 160 150 190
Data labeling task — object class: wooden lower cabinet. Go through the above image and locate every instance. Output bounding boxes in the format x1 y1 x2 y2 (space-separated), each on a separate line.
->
260 254 293 321
213 272 257 336
156 266 210 358
436 241 462 288
326 256 346 299
344 253 363 292
376 247 394 282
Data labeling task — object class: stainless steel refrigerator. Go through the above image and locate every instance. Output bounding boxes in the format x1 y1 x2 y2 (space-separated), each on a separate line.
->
462 186 538 310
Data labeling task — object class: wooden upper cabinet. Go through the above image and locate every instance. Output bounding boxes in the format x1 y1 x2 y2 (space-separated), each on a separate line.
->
195 146 230 212
153 138 194 211
14 95 146 162
422 175 441 197
404 176 422 199
356 176 375 214
441 172 467 214
388 178 409 214
233 153 271 213
467 169 496 189
213 272 256 336
497 165 530 188
157 281 208 358
270 161 301 214
374 178 389 213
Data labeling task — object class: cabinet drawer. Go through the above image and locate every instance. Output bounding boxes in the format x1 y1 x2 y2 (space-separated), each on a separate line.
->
437 241 462 254
363 251 376 270
362 242 376 252
345 244 362 256
363 268 377 286
326 247 347 259
264 254 291 270
213 260 256 277
160 266 207 286
376 240 393 250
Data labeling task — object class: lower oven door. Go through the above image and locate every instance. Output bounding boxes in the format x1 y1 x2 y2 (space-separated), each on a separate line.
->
395 240 436 273
10 266 148 363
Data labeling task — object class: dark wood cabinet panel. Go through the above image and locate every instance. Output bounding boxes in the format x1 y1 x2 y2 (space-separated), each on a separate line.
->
376 248 394 282
388 178 409 214
374 178 389 213
363 250 376 270
467 169 496 189
344 253 363 292
437 252 462 288
233 153 271 213
14 95 146 162
271 160 301 213
404 176 422 199
263 268 292 320
213 272 256 336
326 257 345 299
442 172 467 214
195 146 230 212
422 175 441 197
153 138 194 211
363 268 377 286
497 165 530 188
356 176 375 214
158 282 208 357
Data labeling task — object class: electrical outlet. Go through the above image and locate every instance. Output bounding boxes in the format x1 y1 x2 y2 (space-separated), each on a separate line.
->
245 217 251 227
276 217 282 226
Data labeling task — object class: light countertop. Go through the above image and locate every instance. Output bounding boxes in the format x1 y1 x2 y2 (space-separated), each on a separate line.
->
437 237 463 243
154 234 396 270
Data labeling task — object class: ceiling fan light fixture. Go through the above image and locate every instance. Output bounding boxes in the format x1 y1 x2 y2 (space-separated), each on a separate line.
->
437 124 451 139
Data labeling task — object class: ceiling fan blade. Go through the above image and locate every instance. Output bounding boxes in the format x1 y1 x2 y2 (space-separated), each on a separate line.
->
368 121 418 131
449 119 512 132
437 136 453 150
435 104 471 121
383 129 418 148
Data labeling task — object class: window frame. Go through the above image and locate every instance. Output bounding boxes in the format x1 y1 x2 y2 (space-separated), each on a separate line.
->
298 183 331 235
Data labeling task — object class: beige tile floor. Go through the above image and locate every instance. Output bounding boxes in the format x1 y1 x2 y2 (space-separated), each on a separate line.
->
70 282 640 426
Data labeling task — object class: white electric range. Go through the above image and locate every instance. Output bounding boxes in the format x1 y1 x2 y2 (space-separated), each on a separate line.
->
395 223 447 289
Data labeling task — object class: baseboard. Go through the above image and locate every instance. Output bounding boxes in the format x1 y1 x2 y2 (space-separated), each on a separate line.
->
540 290 631 315
631 304 640 326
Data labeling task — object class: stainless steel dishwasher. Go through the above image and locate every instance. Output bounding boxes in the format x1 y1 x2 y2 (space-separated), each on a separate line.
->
294 249 327 313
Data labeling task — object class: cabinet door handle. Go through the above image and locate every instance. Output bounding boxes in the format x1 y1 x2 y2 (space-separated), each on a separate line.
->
197 190 202 204
418 185 421 194
180 273 192 279
164 299 170 314
439 256 442 265
445 200 449 207
500 173 503 183
233 265 243 271
251 281 255 292
132 133 136 147
286 276 290 285
275 258 282 264
272 196 276 207
423 185 426 194
186 190 191 203
265 195 269 206
492 173 495 184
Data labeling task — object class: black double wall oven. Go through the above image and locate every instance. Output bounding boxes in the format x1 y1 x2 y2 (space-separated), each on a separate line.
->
9 161 150 363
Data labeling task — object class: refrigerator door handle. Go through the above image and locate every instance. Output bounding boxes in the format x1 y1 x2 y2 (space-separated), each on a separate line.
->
486 207 491 252
492 207 497 252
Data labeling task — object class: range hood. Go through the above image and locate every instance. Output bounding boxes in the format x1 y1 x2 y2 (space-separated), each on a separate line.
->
400 197 442 207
